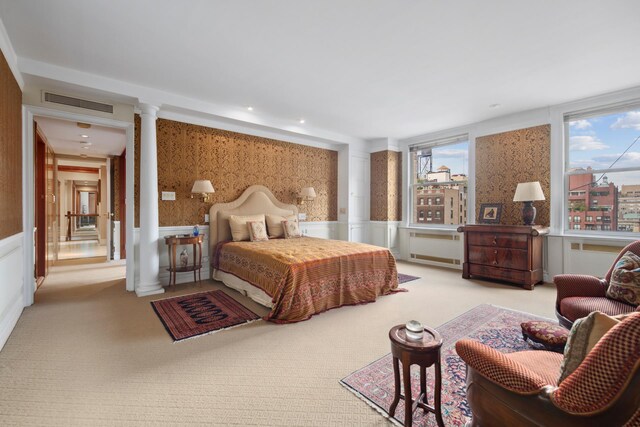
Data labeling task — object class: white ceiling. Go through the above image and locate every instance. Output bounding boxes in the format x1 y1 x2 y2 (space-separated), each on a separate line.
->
35 116 126 157
3 1 640 141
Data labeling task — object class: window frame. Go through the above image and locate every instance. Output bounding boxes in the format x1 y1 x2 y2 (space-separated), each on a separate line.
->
408 134 469 229
563 103 640 237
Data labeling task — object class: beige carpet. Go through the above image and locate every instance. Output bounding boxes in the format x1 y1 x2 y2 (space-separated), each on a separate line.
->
0 260 557 426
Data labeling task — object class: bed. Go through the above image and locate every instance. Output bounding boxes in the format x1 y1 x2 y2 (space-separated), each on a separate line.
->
209 185 401 323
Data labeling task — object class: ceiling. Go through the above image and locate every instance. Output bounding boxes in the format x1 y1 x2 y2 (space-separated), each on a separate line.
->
35 116 126 157
3 1 640 141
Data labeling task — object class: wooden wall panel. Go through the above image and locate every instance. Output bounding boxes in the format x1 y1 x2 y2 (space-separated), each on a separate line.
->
475 124 551 226
0 50 22 239
370 150 402 221
134 116 338 227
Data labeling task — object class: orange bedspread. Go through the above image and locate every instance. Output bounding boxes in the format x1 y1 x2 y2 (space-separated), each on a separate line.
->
213 237 401 323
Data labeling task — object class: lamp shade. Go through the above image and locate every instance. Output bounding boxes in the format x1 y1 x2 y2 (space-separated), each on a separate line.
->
191 180 215 194
300 187 316 199
513 181 545 202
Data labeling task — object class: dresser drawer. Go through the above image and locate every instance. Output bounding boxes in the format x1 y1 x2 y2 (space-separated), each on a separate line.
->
467 232 529 250
468 246 529 270
468 263 528 284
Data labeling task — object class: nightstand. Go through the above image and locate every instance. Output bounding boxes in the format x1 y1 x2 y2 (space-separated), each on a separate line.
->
164 234 204 288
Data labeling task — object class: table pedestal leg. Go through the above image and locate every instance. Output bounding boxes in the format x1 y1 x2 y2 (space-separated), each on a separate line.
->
389 357 401 417
435 357 444 427
402 360 413 426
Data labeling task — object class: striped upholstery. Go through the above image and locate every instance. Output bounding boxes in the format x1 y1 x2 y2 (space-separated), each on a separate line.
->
551 312 640 414
560 297 637 322
455 340 553 394
555 240 640 325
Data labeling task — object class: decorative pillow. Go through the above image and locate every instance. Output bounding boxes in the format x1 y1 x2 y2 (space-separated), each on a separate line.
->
282 219 302 239
265 214 297 238
247 221 269 242
606 251 640 306
228 214 265 242
558 312 629 384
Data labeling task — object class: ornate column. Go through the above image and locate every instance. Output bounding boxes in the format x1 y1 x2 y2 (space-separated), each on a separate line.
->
136 103 164 296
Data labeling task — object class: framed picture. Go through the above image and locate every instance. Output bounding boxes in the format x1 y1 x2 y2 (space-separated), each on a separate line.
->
478 203 502 224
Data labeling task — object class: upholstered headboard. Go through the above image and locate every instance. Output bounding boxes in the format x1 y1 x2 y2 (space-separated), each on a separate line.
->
208 185 298 259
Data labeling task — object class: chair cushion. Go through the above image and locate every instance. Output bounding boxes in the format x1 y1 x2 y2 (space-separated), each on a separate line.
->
606 251 640 306
521 321 569 350
560 296 635 322
558 312 629 384
506 350 563 385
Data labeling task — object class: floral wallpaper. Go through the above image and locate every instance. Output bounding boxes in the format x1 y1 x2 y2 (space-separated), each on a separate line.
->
475 124 551 226
0 50 22 239
134 116 338 227
370 150 402 221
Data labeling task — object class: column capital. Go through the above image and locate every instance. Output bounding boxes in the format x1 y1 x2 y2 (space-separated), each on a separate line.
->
138 102 160 117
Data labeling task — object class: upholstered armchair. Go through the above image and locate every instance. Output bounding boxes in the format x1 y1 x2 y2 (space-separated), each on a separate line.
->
555 240 640 329
455 312 640 427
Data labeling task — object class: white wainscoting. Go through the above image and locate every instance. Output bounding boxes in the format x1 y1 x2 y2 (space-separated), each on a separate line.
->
398 227 463 269
299 221 338 239
555 236 633 278
0 232 25 351
369 221 401 256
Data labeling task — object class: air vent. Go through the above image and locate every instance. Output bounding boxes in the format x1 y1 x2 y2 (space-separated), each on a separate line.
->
43 92 113 114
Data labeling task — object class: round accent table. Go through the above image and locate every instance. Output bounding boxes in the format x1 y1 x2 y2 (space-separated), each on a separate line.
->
388 324 445 427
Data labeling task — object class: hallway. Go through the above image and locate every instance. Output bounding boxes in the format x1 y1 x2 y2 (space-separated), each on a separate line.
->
57 240 107 260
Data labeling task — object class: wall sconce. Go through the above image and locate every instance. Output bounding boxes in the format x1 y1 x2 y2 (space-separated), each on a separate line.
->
190 180 215 203
513 181 545 225
297 187 317 205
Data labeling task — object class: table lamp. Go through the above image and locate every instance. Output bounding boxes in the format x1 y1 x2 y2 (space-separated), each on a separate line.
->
513 181 545 225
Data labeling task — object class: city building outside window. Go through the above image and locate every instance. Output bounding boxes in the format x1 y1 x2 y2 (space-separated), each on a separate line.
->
565 105 640 234
410 135 469 227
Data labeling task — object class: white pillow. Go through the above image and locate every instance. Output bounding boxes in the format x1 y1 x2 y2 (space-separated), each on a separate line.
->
228 214 265 242
266 214 297 238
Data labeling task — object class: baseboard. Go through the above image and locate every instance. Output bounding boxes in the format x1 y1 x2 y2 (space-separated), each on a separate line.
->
0 292 24 352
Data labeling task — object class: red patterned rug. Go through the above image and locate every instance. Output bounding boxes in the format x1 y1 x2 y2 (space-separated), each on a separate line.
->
151 290 261 342
340 304 553 426
398 273 420 284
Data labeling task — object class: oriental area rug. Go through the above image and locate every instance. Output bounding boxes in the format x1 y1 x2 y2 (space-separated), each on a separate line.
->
151 290 261 342
398 273 420 284
340 304 553 426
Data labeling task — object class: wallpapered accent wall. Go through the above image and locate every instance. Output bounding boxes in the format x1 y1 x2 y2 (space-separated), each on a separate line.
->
0 50 23 240
370 150 402 221
134 116 338 227
475 124 551 226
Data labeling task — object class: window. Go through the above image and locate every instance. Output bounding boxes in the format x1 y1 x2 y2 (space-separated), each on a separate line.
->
410 135 469 226
573 224 581 230
565 105 640 234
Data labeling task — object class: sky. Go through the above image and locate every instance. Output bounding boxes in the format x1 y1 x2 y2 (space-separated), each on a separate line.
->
569 109 640 187
420 141 469 178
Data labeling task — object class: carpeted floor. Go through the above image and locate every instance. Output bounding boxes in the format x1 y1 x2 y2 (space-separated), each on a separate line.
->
0 260 557 426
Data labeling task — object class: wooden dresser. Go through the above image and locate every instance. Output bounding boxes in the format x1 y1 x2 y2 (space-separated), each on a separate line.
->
457 225 549 290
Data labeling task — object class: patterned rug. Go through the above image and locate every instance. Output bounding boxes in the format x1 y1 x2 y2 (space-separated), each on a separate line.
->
151 290 261 342
340 304 553 426
398 273 420 284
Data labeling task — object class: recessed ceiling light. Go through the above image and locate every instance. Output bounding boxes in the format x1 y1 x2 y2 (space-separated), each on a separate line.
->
82 146 89 149
299 119 305 124
80 154 87 158
489 103 501 109
247 106 254 111
80 134 89 138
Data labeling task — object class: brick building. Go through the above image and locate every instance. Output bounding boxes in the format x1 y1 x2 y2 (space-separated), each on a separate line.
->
568 169 618 231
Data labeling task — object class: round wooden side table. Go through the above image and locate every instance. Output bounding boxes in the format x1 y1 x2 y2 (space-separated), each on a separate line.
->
388 324 445 427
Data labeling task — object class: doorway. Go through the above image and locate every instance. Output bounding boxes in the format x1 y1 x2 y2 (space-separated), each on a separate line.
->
31 114 129 293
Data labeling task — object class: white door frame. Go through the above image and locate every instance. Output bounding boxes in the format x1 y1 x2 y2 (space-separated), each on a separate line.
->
22 105 136 306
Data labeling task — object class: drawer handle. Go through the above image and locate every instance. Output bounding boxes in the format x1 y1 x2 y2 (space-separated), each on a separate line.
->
492 236 497 245
494 250 498 254
492 260 498 265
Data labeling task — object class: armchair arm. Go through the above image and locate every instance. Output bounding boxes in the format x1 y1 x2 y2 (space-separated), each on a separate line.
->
455 339 548 395
554 274 607 301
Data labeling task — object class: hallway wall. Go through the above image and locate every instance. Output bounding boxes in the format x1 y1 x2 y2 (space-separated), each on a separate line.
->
0 47 24 351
